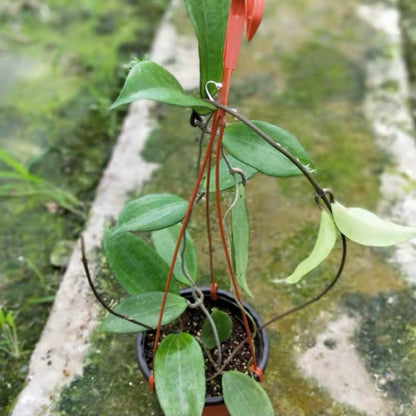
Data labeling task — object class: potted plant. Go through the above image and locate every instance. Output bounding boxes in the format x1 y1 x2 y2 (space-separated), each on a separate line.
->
82 1 416 415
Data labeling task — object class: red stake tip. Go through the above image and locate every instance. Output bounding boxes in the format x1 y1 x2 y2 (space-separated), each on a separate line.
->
245 0 265 41
223 0 245 72
222 0 265 73
250 364 264 382
148 372 155 391
210 282 218 301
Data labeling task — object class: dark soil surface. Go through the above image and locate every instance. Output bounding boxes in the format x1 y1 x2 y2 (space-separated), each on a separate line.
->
143 298 255 398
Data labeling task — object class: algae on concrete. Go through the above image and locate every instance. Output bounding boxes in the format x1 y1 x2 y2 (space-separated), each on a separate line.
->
0 1 167 414
54 0 416 415
344 291 416 416
398 0 416 126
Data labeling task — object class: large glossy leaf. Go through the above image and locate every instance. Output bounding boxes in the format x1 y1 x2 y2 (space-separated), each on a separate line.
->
100 292 187 333
283 210 337 284
184 0 230 99
223 121 313 177
112 193 187 235
200 308 232 349
231 184 252 296
331 201 416 246
109 60 215 112
103 229 178 295
151 223 198 286
155 333 205 416
222 371 274 416
204 154 257 193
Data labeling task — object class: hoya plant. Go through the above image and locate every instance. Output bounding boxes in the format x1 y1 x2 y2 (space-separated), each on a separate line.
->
83 1 416 415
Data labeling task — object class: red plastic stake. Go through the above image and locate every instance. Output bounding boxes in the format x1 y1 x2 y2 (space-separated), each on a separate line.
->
250 364 264 382
152 0 265 376
245 0 265 41
210 282 218 301
223 0 245 73
210 0 266 372
220 0 265 105
223 0 265 71
148 372 155 391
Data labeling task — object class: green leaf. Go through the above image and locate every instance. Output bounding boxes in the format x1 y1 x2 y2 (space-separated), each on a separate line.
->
113 193 187 235
151 223 198 286
0 172 30 180
100 292 187 333
109 60 214 112
103 229 178 295
184 0 230 99
231 184 252 296
5 312 15 328
24 296 55 305
331 201 416 246
282 210 337 284
0 308 5 327
0 149 39 182
223 121 314 177
200 308 232 349
155 333 205 416
204 154 257 193
222 371 274 416
0 182 42 197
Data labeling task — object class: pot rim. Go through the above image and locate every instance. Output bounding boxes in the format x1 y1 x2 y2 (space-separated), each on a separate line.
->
135 286 269 406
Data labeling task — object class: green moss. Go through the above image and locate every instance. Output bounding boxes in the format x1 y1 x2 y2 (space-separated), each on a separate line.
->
57 331 162 416
399 0 416 127
281 43 365 109
48 0 416 414
141 104 204 194
380 79 401 93
263 320 366 416
343 292 416 416
0 1 168 413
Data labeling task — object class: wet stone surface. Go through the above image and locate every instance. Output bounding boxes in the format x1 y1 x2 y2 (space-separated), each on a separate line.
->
2 0 416 416
59 1 416 415
0 0 167 414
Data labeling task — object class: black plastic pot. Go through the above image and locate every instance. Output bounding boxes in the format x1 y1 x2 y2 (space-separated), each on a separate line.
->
136 287 269 416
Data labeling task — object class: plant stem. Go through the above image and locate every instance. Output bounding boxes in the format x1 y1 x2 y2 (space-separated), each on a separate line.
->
198 100 349 380
209 233 347 380
198 300 223 367
260 233 347 329
152 108 220 360
177 195 224 365
204 145 216 289
213 112 258 368
207 101 333 211
80 236 153 330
